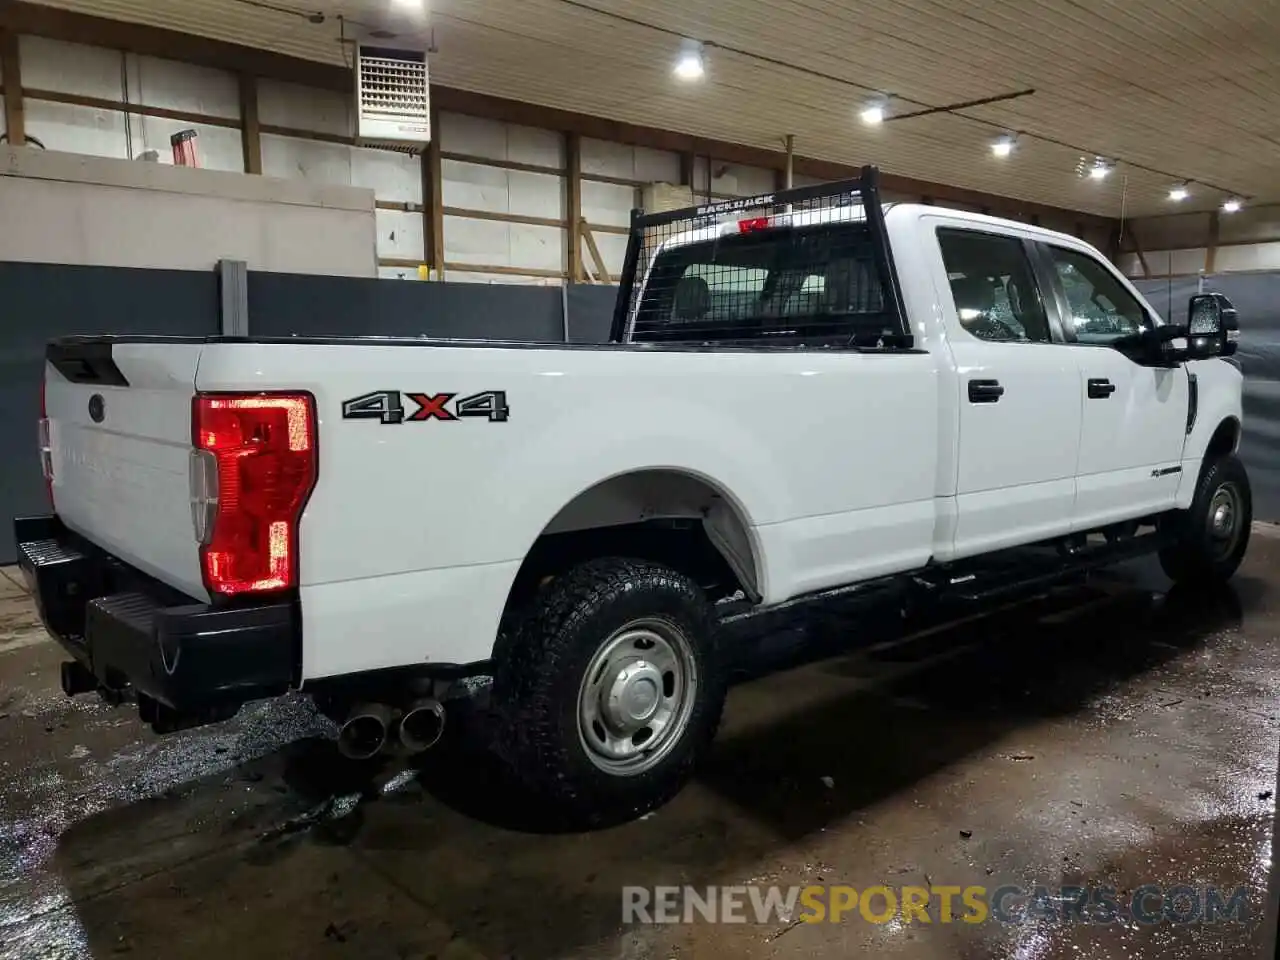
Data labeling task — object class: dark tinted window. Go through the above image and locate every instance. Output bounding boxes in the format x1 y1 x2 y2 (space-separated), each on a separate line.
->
630 223 895 347
937 229 1051 343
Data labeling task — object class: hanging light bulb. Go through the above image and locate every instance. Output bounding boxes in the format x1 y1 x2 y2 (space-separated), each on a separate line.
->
859 96 888 125
1222 197 1243 213
1088 157 1114 180
673 40 705 81
1168 183 1190 202
991 134 1016 158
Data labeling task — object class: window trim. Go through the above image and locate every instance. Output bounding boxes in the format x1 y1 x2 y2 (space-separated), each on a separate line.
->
1034 241 1154 346
1026 240 1072 344
933 225 1066 346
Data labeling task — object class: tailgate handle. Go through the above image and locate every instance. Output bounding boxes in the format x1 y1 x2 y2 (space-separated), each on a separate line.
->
46 340 129 387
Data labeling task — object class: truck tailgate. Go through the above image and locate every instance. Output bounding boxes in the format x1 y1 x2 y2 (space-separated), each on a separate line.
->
45 341 207 600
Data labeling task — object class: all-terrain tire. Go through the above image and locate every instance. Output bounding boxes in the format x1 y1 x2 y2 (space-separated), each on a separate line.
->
491 557 726 827
1158 453 1252 585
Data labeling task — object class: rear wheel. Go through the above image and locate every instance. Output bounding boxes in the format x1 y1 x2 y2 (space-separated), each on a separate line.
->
492 557 726 827
1159 453 1252 585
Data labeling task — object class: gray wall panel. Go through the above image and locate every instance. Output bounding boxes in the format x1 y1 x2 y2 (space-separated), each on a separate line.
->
249 274 565 342
1132 277 1201 327
0 262 218 563
565 284 618 343
1136 273 1280 520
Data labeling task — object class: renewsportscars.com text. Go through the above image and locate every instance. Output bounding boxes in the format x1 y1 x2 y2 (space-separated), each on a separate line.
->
622 884 1252 926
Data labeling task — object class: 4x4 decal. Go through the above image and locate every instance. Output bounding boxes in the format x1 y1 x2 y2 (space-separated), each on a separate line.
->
342 390 509 424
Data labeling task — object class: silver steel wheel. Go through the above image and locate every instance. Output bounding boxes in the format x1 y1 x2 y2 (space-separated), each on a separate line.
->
1207 481 1243 560
576 617 698 777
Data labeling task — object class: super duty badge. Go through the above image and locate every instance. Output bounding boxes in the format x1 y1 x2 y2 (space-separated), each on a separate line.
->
341 390 510 424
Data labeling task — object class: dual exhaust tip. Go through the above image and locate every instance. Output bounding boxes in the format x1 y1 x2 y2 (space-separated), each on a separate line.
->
337 698 446 760
64 658 445 761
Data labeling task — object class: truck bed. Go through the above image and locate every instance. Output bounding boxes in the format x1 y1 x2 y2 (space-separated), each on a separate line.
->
45 334 940 680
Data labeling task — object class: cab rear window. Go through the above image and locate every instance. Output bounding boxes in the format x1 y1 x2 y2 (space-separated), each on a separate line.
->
630 223 896 348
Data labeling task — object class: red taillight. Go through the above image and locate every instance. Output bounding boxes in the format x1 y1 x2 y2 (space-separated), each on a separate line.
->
38 379 53 505
192 393 317 597
737 217 772 233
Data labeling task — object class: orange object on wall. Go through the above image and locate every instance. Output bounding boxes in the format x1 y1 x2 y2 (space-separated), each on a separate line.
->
171 129 200 168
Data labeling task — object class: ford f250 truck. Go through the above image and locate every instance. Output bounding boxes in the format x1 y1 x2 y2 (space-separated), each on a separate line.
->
16 168 1248 824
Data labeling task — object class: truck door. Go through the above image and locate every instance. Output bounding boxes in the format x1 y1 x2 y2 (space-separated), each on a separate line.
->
1033 242 1189 530
930 224 1082 559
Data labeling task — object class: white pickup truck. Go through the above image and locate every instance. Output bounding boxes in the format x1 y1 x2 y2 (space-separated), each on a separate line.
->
17 168 1248 824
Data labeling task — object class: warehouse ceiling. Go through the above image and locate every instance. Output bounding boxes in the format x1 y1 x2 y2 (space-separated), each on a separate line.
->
22 0 1280 217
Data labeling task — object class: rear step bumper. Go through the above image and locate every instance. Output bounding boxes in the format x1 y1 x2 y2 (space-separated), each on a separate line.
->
14 514 298 731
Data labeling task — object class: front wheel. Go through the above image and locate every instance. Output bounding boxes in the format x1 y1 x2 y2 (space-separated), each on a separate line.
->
1159 453 1252 585
491 557 726 827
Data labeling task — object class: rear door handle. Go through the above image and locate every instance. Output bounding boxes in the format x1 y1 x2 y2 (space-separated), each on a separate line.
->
1087 378 1116 399
968 379 1004 403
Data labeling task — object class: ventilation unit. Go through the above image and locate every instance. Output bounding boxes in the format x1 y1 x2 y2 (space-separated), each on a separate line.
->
355 44 431 151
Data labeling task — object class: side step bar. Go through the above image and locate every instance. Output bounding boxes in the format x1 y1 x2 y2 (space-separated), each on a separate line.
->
918 530 1167 605
716 525 1170 641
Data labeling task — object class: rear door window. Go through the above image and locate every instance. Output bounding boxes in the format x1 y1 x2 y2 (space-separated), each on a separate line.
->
936 229 1052 343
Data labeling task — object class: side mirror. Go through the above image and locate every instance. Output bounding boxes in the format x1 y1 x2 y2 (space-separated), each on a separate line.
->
1187 292 1240 358
1114 323 1189 367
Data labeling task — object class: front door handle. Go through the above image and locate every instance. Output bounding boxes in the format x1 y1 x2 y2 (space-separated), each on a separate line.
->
1087 378 1116 399
968 379 1004 403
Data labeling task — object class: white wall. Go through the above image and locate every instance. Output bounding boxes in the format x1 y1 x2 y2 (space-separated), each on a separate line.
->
691 156 775 199
10 29 1104 286
14 31 616 282
1121 206 1280 277
1121 244 1280 278
256 78 426 275
17 38 410 273
1119 248 1207 278
1215 242 1280 273
1119 247 1280 278
0 146 377 276
19 36 244 173
438 111 567 280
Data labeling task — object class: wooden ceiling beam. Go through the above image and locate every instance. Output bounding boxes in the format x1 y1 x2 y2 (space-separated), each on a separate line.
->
0 27 23 145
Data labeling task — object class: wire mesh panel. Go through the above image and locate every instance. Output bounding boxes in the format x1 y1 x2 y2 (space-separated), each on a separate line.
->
614 168 910 349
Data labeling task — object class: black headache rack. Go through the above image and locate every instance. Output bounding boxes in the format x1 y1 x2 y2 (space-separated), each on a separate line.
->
609 165 912 350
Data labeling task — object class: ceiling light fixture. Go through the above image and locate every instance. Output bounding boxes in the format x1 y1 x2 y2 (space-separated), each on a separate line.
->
673 40 706 81
991 134 1016 158
1223 197 1243 213
1168 183 1190 202
1087 156 1114 180
550 0 1246 201
860 96 888 125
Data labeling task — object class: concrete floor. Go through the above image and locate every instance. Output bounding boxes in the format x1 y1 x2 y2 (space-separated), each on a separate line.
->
0 537 1278 960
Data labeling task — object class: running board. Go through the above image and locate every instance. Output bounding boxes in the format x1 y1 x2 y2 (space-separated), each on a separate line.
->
716 526 1170 633
920 531 1167 605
